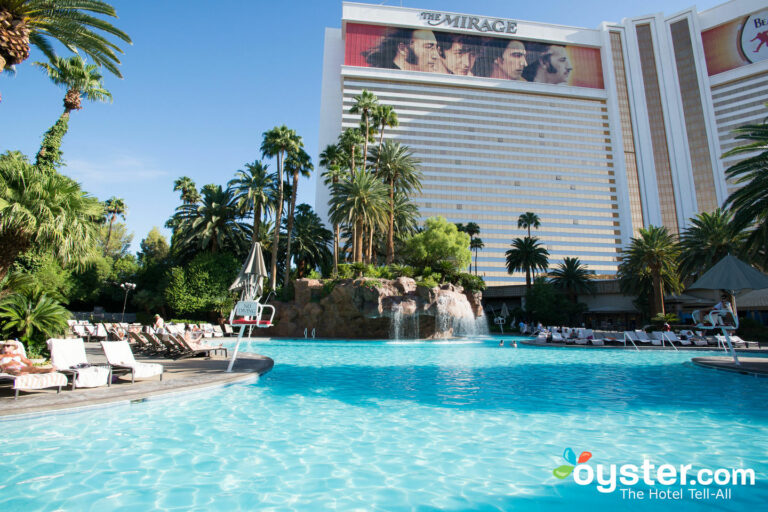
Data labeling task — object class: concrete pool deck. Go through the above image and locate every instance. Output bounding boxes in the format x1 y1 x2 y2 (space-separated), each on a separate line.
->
0 342 274 418
691 356 768 377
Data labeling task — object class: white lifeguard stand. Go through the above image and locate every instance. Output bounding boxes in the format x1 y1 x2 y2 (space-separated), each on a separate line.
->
692 308 741 365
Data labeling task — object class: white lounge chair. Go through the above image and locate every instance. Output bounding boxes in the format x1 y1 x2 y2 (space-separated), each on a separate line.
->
100 340 163 384
590 338 604 346
0 340 68 399
48 338 111 389
635 330 652 344
551 333 563 343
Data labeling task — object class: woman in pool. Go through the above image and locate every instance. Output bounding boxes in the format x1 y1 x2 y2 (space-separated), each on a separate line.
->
0 343 58 375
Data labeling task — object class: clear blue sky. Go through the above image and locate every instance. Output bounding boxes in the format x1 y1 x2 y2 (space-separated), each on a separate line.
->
0 0 722 253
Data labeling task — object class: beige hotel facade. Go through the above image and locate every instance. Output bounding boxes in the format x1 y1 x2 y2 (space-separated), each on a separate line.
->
315 0 768 286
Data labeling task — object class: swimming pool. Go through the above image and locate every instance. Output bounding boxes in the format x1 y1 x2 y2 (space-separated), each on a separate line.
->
1 337 767 511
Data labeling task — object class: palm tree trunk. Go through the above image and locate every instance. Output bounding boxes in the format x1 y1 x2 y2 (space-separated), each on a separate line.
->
368 227 374 265
270 152 284 290
474 249 478 276
355 219 364 263
284 170 300 287
35 111 70 171
253 203 262 244
652 270 665 316
333 223 340 276
376 122 386 169
104 216 115 256
525 268 531 290
362 116 369 173
386 177 395 265
363 225 370 264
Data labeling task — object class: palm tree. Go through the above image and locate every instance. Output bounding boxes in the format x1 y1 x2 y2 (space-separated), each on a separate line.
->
349 89 379 173
0 290 70 342
618 226 681 316
371 104 399 167
283 147 313 286
678 209 746 278
338 128 364 173
228 161 274 252
173 176 201 204
505 237 549 290
0 0 131 77
33 55 112 170
0 151 102 282
103 196 126 256
288 204 333 278
517 212 541 238
722 106 768 269
369 141 422 264
171 184 249 256
261 125 302 289
329 169 388 263
470 237 484 276
549 257 595 304
320 143 346 275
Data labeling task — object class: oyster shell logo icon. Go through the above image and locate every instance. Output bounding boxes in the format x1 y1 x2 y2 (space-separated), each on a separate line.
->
740 10 768 64
553 447 592 479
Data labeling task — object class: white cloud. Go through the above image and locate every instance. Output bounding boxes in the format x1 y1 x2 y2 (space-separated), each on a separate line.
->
64 155 169 184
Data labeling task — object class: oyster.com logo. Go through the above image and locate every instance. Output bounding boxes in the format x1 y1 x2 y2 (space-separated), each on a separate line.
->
553 447 592 479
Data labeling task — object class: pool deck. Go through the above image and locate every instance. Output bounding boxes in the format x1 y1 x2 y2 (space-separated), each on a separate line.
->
0 342 274 418
520 339 767 353
691 356 768 377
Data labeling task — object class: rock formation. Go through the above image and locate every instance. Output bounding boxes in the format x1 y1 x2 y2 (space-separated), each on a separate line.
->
258 278 487 339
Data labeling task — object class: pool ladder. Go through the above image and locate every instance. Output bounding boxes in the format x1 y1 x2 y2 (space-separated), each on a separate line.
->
303 328 316 339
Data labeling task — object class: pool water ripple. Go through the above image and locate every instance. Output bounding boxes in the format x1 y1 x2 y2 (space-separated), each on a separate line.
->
1 337 767 511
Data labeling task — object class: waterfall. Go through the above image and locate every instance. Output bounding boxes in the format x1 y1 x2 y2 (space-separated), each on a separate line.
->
389 303 420 340
435 294 490 338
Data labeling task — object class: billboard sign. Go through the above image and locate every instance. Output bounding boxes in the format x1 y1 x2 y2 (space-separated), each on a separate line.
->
344 23 604 89
701 9 768 75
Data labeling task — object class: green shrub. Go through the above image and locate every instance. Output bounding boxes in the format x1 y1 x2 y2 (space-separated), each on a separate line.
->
307 270 322 279
388 264 415 278
321 279 337 298
417 276 440 289
457 273 486 293
337 264 354 279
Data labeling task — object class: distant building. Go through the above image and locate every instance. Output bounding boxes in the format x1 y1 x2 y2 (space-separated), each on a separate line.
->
317 0 768 286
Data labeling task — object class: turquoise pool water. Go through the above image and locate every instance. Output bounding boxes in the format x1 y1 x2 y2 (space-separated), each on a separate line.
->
1 337 767 511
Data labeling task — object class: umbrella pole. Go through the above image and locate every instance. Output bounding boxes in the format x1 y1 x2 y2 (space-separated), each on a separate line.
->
720 327 740 366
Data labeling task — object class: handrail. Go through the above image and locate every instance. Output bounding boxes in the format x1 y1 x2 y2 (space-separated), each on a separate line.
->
661 332 679 351
623 332 640 351
692 309 741 366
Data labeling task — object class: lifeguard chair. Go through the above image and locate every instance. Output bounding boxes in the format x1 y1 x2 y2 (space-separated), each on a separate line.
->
692 307 741 365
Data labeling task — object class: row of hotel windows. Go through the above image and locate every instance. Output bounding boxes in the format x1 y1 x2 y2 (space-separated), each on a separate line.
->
422 176 615 193
418 160 616 180
420 184 616 203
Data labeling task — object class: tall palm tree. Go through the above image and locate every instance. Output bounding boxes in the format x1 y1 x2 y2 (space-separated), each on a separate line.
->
33 55 111 170
103 196 126 256
549 257 595 304
288 204 333 278
618 226 681 316
470 237 484 276
329 169 388 263
505 237 549 290
171 184 249 256
371 104 399 167
0 151 102 282
320 143 346 275
678 209 746 278
283 147 312 286
369 141 422 264
173 176 201 204
0 0 131 77
261 125 302 289
228 161 274 253
722 105 768 269
517 212 541 238
338 128 364 173
349 89 379 173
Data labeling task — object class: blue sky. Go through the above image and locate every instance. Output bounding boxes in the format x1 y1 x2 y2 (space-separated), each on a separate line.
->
0 0 722 253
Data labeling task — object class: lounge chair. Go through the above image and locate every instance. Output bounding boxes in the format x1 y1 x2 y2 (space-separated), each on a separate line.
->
47 338 111 389
590 338 604 346
551 333 563 343
0 340 68 399
128 331 156 355
171 334 227 358
730 335 759 349
100 340 163 384
634 330 652 344
212 325 224 338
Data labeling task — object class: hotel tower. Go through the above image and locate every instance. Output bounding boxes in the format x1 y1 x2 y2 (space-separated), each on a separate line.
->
316 0 768 285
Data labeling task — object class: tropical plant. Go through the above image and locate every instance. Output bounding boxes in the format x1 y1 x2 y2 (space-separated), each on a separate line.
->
470 237 484 276
349 89 379 172
32 55 112 170
170 184 249 257
617 226 682 316
517 212 541 237
371 104 398 166
548 257 595 304
282 147 312 286
0 151 102 283
722 106 768 270
329 169 388 263
261 125 302 289
338 128 364 172
403 216 471 272
0 0 131 77
0 290 70 355
678 209 746 278
505 237 549 290
320 143 346 275
164 252 240 317
102 196 125 255
288 204 333 278
173 176 201 204
369 141 422 264
228 160 274 251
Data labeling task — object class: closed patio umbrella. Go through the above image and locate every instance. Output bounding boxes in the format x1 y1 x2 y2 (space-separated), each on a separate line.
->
229 242 268 301
686 255 768 364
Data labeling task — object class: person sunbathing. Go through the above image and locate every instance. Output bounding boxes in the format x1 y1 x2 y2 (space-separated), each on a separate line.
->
0 343 58 375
